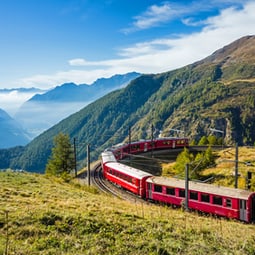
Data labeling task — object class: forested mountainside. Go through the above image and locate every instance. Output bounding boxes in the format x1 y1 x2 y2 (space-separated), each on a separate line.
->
1 35 255 172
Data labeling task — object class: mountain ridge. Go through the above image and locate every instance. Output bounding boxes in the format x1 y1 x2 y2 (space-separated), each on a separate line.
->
13 72 141 139
26 72 141 103
1 35 255 172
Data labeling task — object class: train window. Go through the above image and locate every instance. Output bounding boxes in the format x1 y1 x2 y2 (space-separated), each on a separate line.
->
190 191 198 200
154 185 162 193
213 196 222 206
201 194 210 203
179 189 185 197
226 199 232 208
166 187 175 196
131 145 140 150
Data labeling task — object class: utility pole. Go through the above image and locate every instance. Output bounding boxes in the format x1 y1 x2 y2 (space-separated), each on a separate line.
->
128 126 131 159
246 171 252 190
87 144 91 186
73 138 77 177
185 164 189 211
151 124 154 157
235 143 238 189
4 210 9 255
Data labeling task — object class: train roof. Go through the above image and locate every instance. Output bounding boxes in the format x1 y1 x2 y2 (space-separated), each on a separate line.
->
131 137 188 143
156 137 188 140
105 162 152 180
106 137 189 151
147 176 254 200
101 151 117 164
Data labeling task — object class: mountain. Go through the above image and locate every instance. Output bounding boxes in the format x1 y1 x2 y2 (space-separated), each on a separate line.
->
14 72 141 138
1 35 255 173
29 72 141 102
0 108 30 148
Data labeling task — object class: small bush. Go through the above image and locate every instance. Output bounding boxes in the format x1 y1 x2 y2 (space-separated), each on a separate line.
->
40 212 62 226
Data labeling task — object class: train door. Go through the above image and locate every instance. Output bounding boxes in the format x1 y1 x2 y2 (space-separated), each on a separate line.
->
239 199 247 221
172 140 176 148
144 143 148 152
147 182 153 199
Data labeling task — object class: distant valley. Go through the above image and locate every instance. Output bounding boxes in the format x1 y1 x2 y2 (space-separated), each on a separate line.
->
0 72 140 148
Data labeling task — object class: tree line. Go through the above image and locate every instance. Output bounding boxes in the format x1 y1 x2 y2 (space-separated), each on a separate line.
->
46 133 220 180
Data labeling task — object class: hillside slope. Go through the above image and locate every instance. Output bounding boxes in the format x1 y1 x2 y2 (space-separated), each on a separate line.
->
1 172 254 254
1 35 255 172
0 109 29 148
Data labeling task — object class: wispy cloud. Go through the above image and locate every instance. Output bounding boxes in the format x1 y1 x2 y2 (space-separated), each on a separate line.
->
122 2 184 34
122 0 249 34
132 3 175 29
16 1 255 90
0 91 38 116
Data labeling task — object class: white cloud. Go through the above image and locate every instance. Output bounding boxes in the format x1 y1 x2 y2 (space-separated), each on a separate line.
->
0 91 37 116
133 3 174 29
16 1 255 90
122 2 185 34
122 0 250 34
69 58 90 66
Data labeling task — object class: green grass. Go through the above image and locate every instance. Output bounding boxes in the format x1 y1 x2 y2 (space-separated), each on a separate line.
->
1 171 255 254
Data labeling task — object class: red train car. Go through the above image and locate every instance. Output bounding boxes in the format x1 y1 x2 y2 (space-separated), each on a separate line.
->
110 137 189 160
146 176 255 222
102 152 152 197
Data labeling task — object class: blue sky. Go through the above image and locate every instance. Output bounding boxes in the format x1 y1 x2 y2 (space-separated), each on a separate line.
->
1 0 255 91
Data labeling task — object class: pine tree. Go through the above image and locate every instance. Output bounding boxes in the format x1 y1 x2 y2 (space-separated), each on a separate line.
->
204 146 215 167
207 135 217 145
198 136 208 145
45 133 75 177
173 147 194 177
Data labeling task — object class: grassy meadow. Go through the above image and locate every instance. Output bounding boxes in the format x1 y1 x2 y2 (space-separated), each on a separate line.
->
1 169 255 255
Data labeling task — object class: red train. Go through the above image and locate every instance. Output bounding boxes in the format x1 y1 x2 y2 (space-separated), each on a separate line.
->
146 176 255 222
101 139 255 223
107 137 189 160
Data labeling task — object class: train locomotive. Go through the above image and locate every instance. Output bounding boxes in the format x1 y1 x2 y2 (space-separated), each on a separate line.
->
101 138 255 223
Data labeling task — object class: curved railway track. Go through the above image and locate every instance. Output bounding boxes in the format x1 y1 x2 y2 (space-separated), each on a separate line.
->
90 145 211 198
92 162 121 197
